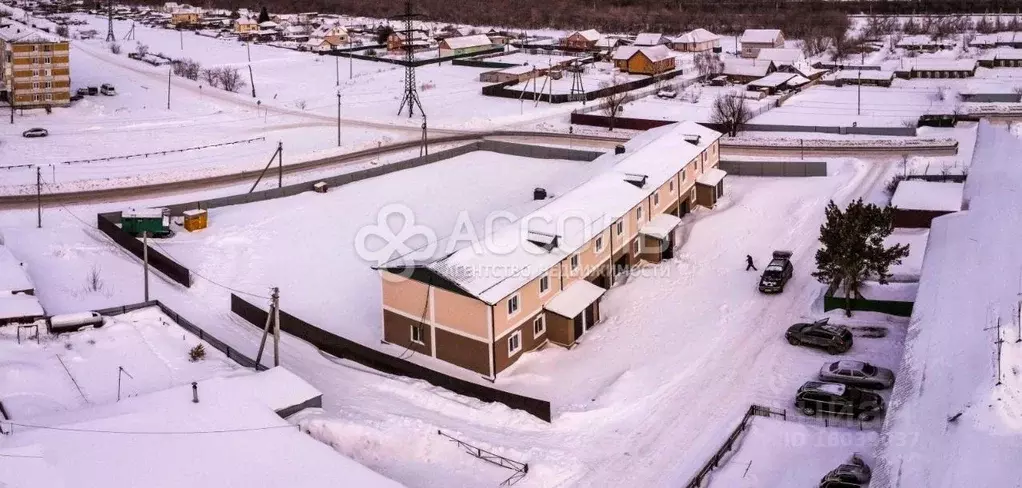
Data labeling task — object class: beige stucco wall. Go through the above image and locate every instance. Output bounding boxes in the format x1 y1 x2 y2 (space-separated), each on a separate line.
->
381 271 429 313
433 288 491 340
493 271 557 340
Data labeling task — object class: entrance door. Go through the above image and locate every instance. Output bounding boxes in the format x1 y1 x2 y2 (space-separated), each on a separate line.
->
662 233 675 260
584 303 596 331
573 314 584 341
680 199 690 216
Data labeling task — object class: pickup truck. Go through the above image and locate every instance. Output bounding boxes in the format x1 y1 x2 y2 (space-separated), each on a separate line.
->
759 250 793 293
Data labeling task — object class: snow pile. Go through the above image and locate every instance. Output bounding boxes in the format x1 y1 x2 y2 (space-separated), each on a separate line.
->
890 180 964 211
875 121 1022 487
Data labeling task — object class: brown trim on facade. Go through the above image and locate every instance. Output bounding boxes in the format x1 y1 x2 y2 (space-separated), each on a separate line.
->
493 310 547 374
435 328 491 375
382 309 432 356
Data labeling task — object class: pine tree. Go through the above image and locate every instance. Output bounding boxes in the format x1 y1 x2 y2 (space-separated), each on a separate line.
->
189 343 207 362
812 199 910 316
257 6 270 24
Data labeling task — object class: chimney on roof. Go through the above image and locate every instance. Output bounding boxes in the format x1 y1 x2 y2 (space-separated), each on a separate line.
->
683 134 701 145
526 230 559 252
615 144 625 155
623 173 648 188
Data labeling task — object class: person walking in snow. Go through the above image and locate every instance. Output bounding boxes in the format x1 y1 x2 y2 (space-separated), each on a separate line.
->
746 254 757 271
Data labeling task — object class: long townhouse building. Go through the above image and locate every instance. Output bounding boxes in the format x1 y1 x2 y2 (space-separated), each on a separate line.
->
0 21 70 109
377 121 725 378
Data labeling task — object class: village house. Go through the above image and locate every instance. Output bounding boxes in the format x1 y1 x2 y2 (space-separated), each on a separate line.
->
739 29 784 58
833 69 895 87
896 34 954 52
747 71 809 95
614 45 675 75
633 32 668 47
755 47 803 69
0 21 71 109
670 28 721 53
891 181 964 229
234 17 258 34
304 35 344 52
387 31 430 51
959 81 1021 103
438 34 493 57
722 58 776 83
479 63 549 83
894 59 977 79
376 121 723 377
312 23 349 43
169 8 200 26
564 29 601 50
978 49 1022 68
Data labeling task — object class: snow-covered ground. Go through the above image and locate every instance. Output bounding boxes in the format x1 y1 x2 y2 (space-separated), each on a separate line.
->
753 84 955 128
710 416 879 487
617 85 775 123
0 307 239 419
885 228 929 281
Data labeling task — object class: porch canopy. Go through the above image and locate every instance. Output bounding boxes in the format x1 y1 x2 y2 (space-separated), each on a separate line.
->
639 213 682 241
544 280 606 319
696 168 727 187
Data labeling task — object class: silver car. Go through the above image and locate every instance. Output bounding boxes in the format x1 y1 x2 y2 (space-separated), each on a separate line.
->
819 360 895 389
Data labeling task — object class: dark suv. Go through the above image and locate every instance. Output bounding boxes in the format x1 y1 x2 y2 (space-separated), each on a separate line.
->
786 318 852 354
795 381 884 421
759 250 793 293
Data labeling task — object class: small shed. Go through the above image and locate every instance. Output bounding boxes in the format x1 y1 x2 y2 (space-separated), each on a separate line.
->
183 209 208 232
695 168 727 208
543 280 606 346
122 208 170 237
747 72 799 95
891 181 964 228
722 59 776 83
638 213 681 263
0 292 45 327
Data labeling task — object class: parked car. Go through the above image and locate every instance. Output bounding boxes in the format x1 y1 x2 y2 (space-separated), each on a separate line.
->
76 87 89 96
87 86 99 95
100 83 117 96
786 318 852 354
795 381 884 421
656 88 677 99
22 127 48 138
820 454 871 487
759 250 793 293
819 360 895 389
70 93 84 102
819 480 862 488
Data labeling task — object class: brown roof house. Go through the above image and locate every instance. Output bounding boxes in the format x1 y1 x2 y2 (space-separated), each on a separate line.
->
564 29 601 50
740 29 784 58
376 121 723 378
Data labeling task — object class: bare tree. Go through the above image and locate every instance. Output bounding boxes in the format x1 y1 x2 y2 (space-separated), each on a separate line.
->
600 76 632 131
135 43 149 57
84 265 105 293
108 42 122 54
693 52 723 80
200 67 219 87
215 67 247 93
173 58 201 80
711 90 751 137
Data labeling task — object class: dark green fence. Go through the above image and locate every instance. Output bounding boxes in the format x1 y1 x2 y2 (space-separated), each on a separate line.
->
823 285 915 317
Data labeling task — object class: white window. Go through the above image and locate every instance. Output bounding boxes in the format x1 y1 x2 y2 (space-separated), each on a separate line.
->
539 274 549 294
43 82 50 88
507 294 520 316
508 330 522 355
701 160 705 173
533 315 546 337
595 234 604 253
43 57 51 64
616 220 624 236
653 192 660 206
636 206 643 221
30 69 38 76
410 324 424 344
31 82 39 89
44 93 51 101
570 254 579 271
690 188 697 201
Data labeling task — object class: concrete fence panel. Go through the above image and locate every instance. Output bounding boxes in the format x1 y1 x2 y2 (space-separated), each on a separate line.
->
719 160 828 177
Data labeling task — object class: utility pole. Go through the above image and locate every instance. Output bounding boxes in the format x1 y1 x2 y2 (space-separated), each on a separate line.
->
277 142 283 188
9 87 14 124
349 38 353 79
143 231 150 301
116 366 133 401
179 29 183 50
247 43 256 98
857 70 861 116
337 91 342 146
35 166 41 228
335 55 339 86
167 68 172 110
255 287 281 369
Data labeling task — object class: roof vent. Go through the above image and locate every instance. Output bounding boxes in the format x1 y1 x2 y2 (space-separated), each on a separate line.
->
533 187 548 200
526 230 559 252
683 134 701 145
622 173 648 188
614 144 626 155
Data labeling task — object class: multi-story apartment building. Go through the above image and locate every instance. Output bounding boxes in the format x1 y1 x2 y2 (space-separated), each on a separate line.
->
0 21 70 109
377 121 725 378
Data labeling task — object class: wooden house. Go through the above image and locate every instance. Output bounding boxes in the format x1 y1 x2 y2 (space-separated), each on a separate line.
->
564 29 601 50
739 29 784 58
670 28 721 53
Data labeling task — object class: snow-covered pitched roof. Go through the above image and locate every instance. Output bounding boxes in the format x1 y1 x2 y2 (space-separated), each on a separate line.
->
0 246 33 293
417 122 721 304
612 46 640 61
897 58 977 72
995 31 1022 43
235 18 256 25
723 59 773 77
0 292 44 321
0 20 61 43
633 32 664 46
441 34 491 50
961 80 1017 95
748 72 797 88
740 29 782 44
755 47 803 65
636 45 673 63
672 28 720 44
891 181 964 212
258 20 279 28
544 280 606 318
896 34 943 47
836 69 895 81
876 121 1022 487
0 369 401 488
696 168 727 186
571 29 601 42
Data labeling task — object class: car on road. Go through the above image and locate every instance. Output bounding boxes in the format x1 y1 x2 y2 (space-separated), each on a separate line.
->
759 250 793 293
100 83 117 96
819 360 895 389
795 381 884 421
786 318 852 354
22 127 48 138
76 87 89 97
820 455 871 487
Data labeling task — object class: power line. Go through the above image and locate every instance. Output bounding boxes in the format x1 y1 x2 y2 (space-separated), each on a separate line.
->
1 420 297 436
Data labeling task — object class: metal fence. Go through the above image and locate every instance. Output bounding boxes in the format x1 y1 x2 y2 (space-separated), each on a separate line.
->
570 114 915 137
230 294 552 422
96 213 192 287
92 300 267 371
718 160 828 177
483 69 684 104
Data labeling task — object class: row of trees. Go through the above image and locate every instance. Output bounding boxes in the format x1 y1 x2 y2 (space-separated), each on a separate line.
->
172 58 247 92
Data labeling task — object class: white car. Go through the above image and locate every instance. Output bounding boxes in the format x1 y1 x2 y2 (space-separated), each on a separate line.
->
656 88 677 99
100 83 117 96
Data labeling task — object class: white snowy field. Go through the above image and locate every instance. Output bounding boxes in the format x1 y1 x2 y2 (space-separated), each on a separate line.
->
484 51 579 67
0 306 238 419
618 85 775 123
753 84 955 128
710 416 879 487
